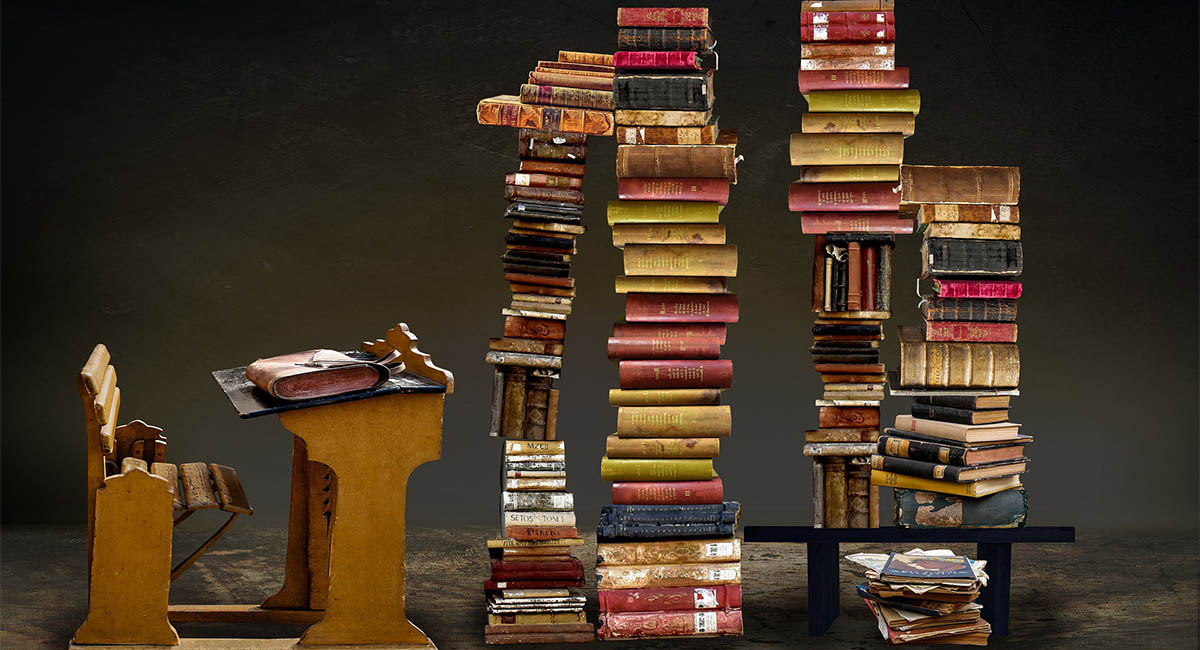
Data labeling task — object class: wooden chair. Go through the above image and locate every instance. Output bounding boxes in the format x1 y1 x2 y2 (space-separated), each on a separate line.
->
74 343 252 646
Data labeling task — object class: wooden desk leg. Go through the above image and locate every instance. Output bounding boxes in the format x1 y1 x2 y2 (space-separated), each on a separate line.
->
262 438 313 609
977 542 1012 635
807 541 840 636
279 392 443 648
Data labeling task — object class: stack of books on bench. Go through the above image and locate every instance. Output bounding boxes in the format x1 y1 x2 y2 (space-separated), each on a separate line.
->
486 440 591 644
847 549 992 645
876 165 1029 528
595 7 743 640
790 0 919 528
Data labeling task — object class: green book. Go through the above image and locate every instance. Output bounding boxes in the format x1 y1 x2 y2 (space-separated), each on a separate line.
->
803 89 921 115
607 201 722 225
599 457 715 481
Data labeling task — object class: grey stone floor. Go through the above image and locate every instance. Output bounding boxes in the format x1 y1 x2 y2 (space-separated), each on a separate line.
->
3 524 1196 649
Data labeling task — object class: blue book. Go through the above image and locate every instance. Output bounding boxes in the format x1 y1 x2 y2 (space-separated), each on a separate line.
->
596 521 736 540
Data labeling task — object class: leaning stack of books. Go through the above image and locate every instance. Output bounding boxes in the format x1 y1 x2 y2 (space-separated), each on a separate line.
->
486 440 592 644
847 549 992 645
476 51 615 645
595 7 743 640
789 0 918 528
476 50 616 440
875 165 1029 528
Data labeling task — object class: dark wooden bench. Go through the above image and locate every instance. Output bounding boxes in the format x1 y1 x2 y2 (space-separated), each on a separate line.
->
744 525 1075 636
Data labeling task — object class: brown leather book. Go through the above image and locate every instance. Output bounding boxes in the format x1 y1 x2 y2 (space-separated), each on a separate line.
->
899 165 1020 205
823 458 848 527
245 349 401 401
864 246 877 311
518 159 587 177
818 406 880 428
615 130 739 181
528 70 614 91
847 242 863 310
504 316 566 341
847 461 872 528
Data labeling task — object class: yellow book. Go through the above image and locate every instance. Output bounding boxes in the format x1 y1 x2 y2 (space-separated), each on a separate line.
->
615 108 712 127
803 89 921 114
622 244 738 277
800 112 916 136
612 223 727 247
599 457 715 481
796 165 900 183
870 469 1021 497
504 440 565 456
789 133 904 166
607 200 722 224
608 388 722 406
487 611 587 625
614 276 728 294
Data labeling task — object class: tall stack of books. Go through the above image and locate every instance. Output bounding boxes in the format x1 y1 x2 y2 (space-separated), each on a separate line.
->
874 165 1029 528
789 0 918 528
486 440 591 644
476 50 616 645
847 549 992 645
595 7 744 640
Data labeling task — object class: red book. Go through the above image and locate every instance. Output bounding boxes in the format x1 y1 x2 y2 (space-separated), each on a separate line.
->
934 279 1023 299
505 172 583 190
599 585 743 613
504 316 566 341
800 211 913 234
616 7 710 27
614 51 707 71
503 525 580 541
618 177 730 204
613 322 728 344
597 609 743 639
788 181 900 212
797 67 909 92
625 294 740 323
612 478 724 505
800 23 895 42
503 273 575 289
801 11 895 25
619 360 732 389
490 558 583 580
607 336 722 360
864 246 877 311
924 320 1018 343
484 578 585 590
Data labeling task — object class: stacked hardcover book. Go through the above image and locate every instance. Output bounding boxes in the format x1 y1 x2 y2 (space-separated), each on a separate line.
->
487 440 591 644
595 7 744 640
789 0 918 528
875 165 1029 528
847 549 992 645
476 50 616 644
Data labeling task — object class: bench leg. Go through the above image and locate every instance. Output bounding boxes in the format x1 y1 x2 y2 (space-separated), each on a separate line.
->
807 541 840 636
170 512 238 581
977 542 1012 635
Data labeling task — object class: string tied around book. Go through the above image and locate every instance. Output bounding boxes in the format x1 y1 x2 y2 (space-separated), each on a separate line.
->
826 244 847 262
915 277 928 309
710 42 718 70
296 349 404 376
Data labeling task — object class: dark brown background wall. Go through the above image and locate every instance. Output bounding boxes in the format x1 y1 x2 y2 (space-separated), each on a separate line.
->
3 1 1196 532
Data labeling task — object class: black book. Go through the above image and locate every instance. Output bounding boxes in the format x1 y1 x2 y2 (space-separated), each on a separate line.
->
914 395 1011 410
909 403 1009 425
823 233 897 245
501 264 571 278
501 253 571 269
616 27 716 51
507 200 584 216
811 353 880 363
813 324 882 336
921 238 1023 277
504 233 575 250
614 71 714 111
921 298 1018 322
504 208 582 225
810 341 878 351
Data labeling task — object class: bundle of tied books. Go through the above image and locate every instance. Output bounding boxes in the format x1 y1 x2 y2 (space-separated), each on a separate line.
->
486 439 591 644
846 549 991 645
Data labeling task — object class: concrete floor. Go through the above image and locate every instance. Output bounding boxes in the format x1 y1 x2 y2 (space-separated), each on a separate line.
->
3 524 1196 649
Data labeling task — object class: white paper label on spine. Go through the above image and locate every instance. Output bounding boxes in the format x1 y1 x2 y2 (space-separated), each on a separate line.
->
693 611 717 633
693 587 718 608
705 542 734 557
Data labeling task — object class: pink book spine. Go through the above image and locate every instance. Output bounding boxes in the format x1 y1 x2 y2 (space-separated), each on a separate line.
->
801 11 895 25
618 177 730 204
800 211 913 234
625 293 740 323
798 67 909 92
934 279 1023 299
597 609 744 639
614 50 701 70
925 321 1018 343
599 585 743 613
800 23 895 42
789 182 901 212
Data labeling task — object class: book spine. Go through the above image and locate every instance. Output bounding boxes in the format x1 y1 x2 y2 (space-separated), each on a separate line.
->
502 525 580 542
800 112 914 136
519 83 614 110
898 336 1020 389
616 28 713 51
505 439 565 455
922 297 1018 322
504 185 584 205
518 159 587 177
818 406 880 428
527 70 614 92
491 558 582 573
611 479 724 505
483 578 585 590
598 521 736 540
616 405 732 437
870 454 969 482
905 402 988 425
615 108 712 127
618 178 730 204
599 457 714 481
625 294 740 323
616 146 735 179
800 56 895 71
863 245 877 311
877 243 891 311
823 458 848 527
804 89 921 114
558 50 614 66
790 133 904 166
598 609 743 639
503 316 565 340
476 96 615 135
800 42 894 58
537 60 616 75
893 488 1028 528
595 562 741 589
614 73 712 110
934 280 1023 299
613 322 727 343
607 336 722 360
615 276 728 294
623 245 738 277
491 566 583 580
802 0 895 10
798 165 900 183
801 10 895 25
597 585 742 613
925 222 1021 240
607 200 722 224
901 165 1020 204
813 236 827 311
797 67 909 92
501 367 527 438
613 223 727 246
606 435 721 458
922 238 1023 276
847 461 871 528
505 172 582 190
523 376 549 438
616 124 719 145
609 388 723 406
924 321 1018 343
921 204 1019 224
487 612 587 625
847 242 862 311
601 504 737 525
879 435 968 466
616 7 710 27
614 50 702 70
800 23 895 41
789 181 901 212
502 491 574 511
518 139 588 162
